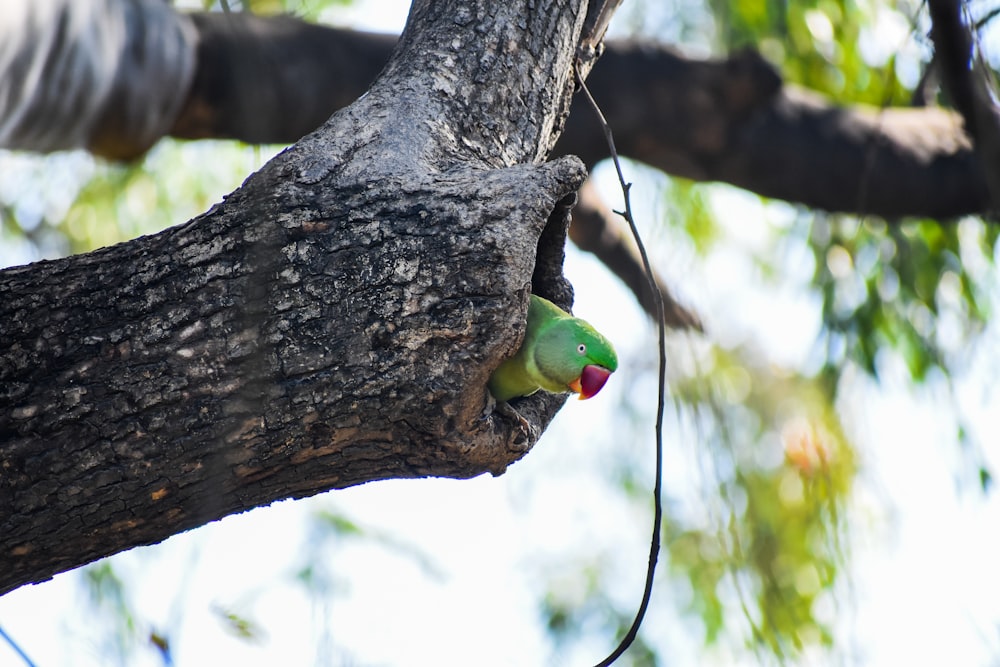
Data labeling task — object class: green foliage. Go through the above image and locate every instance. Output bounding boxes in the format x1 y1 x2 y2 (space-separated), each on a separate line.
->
674 348 854 655
615 151 995 666
534 330 857 661
665 528 728 642
0 141 272 260
199 0 356 21
668 178 722 255
82 562 140 663
708 0 915 104
806 210 997 487
82 561 177 666
809 215 990 381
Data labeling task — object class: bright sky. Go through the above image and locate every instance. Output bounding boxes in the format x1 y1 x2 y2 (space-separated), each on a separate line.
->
3 2 1000 666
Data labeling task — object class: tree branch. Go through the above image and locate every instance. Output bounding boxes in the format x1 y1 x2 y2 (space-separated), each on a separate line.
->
559 46 989 219
0 1 196 158
2 8 986 218
2 5 989 333
927 0 1000 212
1 0 594 596
162 16 992 219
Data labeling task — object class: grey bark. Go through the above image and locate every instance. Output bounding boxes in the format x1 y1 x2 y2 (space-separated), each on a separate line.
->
0 0 594 596
2 3 989 218
167 14 995 220
169 14 994 219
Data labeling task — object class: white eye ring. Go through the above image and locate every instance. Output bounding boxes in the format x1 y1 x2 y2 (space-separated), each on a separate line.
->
577 343 587 355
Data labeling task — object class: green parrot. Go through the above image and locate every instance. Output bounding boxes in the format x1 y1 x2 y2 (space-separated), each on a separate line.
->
489 295 619 402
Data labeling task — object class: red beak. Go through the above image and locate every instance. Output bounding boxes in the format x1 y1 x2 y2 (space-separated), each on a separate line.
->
568 365 613 400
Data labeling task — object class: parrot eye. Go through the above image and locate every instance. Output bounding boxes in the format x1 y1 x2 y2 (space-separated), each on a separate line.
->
577 343 587 355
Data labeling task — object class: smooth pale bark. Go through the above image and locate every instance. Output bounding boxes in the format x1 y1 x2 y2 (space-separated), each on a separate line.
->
1 0 597 596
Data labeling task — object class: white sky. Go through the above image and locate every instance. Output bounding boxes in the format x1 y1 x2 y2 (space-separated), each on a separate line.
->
3 2 1000 666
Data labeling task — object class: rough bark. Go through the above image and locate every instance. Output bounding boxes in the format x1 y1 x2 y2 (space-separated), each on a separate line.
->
7 4 983 220
1 0 591 596
4 4 986 331
167 15 991 219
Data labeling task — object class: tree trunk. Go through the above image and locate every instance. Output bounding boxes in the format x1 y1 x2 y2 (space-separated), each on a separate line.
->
1 0 595 596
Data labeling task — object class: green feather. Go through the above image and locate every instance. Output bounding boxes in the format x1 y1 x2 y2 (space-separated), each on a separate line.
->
488 295 618 402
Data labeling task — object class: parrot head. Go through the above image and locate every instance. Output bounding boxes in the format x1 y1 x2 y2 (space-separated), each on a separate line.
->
534 317 618 400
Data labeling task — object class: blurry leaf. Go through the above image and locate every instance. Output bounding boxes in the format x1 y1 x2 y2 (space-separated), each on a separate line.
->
315 510 364 537
212 605 265 642
669 179 721 254
149 630 172 665
666 528 727 643
981 467 993 493
81 562 141 665
293 506 446 604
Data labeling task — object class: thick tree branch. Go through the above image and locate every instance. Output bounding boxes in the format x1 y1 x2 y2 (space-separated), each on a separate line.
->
172 13 397 147
169 11 700 326
3 8 984 218
1 0 595 596
160 15 992 219
558 46 989 219
927 0 1000 212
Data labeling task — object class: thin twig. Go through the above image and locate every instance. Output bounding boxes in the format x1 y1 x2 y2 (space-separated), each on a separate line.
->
575 60 667 667
0 625 37 667
579 0 625 57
